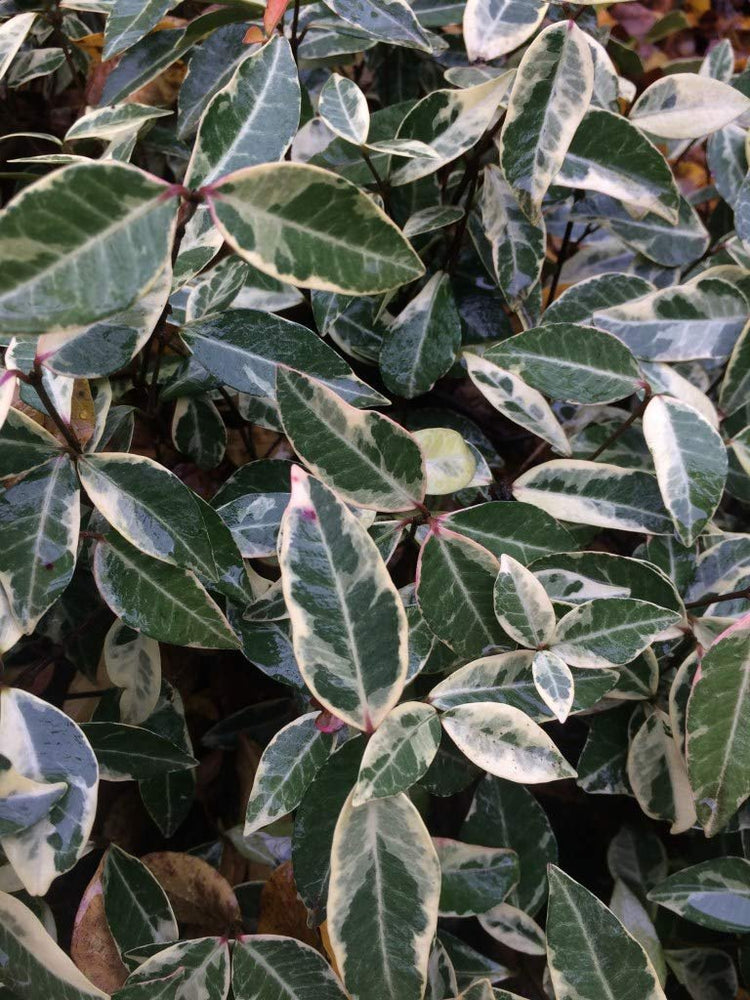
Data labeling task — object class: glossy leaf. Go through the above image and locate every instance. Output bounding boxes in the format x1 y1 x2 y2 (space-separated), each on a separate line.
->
649 858 750 933
435 838 518 917
552 598 680 668
493 554 556 649
463 0 548 62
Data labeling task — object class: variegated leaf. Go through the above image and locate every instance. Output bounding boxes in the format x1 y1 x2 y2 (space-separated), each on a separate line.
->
103 0 172 58
0 758 66 838
434 838 518 917
532 650 574 724
627 710 696 835
493 554 555 649
233 935 349 1000
720 317 750 416
319 72 370 145
649 858 750 934
413 428 476 495
610 879 667 986
463 0 548 63
103 618 162 725
116 937 230 999
552 598 680 668
479 902 546 955
630 73 750 140
102 844 178 961
321 0 434 52
0 12 36 83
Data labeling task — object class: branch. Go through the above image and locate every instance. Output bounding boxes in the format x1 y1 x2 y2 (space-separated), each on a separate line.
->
586 388 651 462
686 587 750 611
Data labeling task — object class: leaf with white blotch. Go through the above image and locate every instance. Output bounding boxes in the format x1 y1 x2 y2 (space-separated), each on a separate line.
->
403 206 464 238
441 702 576 783
643 395 727 546
329 790 440 1000
413 428 476 495
171 396 226 470
232 935 349 1000
544 272 654 325
630 73 750 140
82 722 197 782
426 938 459 1000
532 650 574 724
593 274 748 361
707 124 747 208
0 756 66 838
380 272 462 398
93 533 240 650
610 879 667 987
321 0 434 52
102 845 177 962
276 368 425 512
353 701 441 805
0 12 36 83
319 73 370 145
552 598 680 668
78 453 249 603
556 109 679 223
687 614 750 837
649 858 750 933
493 554 555 649
0 455 79 634
720 317 750 415
627 710 696 835
479 902 546 955
66 103 171 142
640 360 719 430
0 890 108 999
547 866 667 1000
499 21 593 221
514 460 673 535
480 163 545 307
665 947 738 1000
186 36 300 188
435 839 518 917
115 937 230 1000
392 74 512 187
207 162 424 295
0 369 15 431
103 0 172 58
0 687 98 896
244 713 334 835
279 468 408 731
417 527 509 659
0 162 178 336
444 501 575 566
607 826 668 900
463 0 548 62
103 619 161 725
464 353 570 456
486 323 641 405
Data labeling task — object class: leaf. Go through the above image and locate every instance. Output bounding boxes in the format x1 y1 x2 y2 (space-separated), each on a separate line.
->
0 890 108 999
485 323 641 405
102 845 178 960
0 163 178 335
610 879 667 986
665 947 738 1000
232 935 349 1000
244 713 334 835
435 838 518 917
441 702 576 782
499 21 594 220
649 858 750 933
279 468 408 731
514 460 673 535
463 0 548 62
464 353 570 456
544 272 654 325
532 650 574 724
171 396 226 470
328 790 440 1000
0 757 66 838
352 701 441 805
66 103 172 142
206 162 424 295
82 721 197 781
493 555 555 650
380 272 462 398
103 619 161 725
186 36 300 188
417 527 509 659
686 615 750 837
93 533 240 650
627 710 696 835
630 73 750 140
720 317 750 415
552 598 680 668
403 206 464 238
115 937 231 1000
547 866 667 1000
0 687 98 896
643 395 727 546
321 0 434 52
103 0 172 58
556 109 679 223
319 73 370 145
140 851 241 931
413 428 476 495
276 368 425 511
0 455 79 634
0 12 36 83
443 501 574 565
479 902 546 955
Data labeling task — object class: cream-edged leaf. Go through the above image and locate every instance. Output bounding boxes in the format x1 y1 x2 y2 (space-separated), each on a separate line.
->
321 0 434 52
0 758 66 838
479 902 546 955
719 317 750 415
319 72 370 145
463 0 548 63
610 879 667 987
552 599 680 668
627 710 697 835
0 12 36 83
532 650 574 724
493 554 556 649
648 858 750 934
630 73 750 140
233 935 349 1000
443 501 575 566
434 838 518 917
116 936 230 999
103 619 162 725
101 844 178 961
413 428 476 495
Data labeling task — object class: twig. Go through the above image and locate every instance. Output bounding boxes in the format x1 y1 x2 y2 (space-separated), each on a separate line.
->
290 0 302 61
218 386 256 459
586 388 651 462
443 169 478 272
360 147 391 213
547 217 574 304
686 587 750 610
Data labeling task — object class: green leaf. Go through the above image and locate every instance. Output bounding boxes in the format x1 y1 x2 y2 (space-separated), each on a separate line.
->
0 163 178 335
0 757 66 838
81 721 197 781
93 533 240 649
206 162 424 294
485 323 641 404
103 619 161 725
0 890 108 999
0 455 79 634
352 701 441 805
443 501 575 565
627 710 696 835
171 396 226 470
328 791 440 1000
499 21 593 220
547 866 667 1000
435 838 518 917
232 935 349 1000
630 73 750 140
279 468 408 730
413 428 476 495
0 687 98 896
186 36 300 188
321 0 434 51
643 395 727 546
649 858 750 933
493 554 556 649
380 272 462 398
102 844 178 961
138 683 195 838
514 460 673 535
441 702 577 782
552 598 680 668
276 368 425 511
244 713 334 835
463 0 548 62
319 72 370 145
116 937 231 999
532 650 575 724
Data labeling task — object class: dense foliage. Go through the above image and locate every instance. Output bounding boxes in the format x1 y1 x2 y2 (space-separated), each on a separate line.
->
1 1 750 998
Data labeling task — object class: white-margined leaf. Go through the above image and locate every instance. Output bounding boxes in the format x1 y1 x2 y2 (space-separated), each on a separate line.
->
665 947 738 1000
103 618 161 725
649 858 750 933
0 12 36 83
543 272 654 325
719 317 750 416
102 844 178 961
707 123 747 208
116 937 230 999
493 554 555 649
171 396 226 470
610 878 667 986
319 72 370 145
627 710 696 835
479 902 546 955
552 598 680 668
81 721 197 781
402 205 464 238
532 650 574 723
463 0 548 63
443 501 575 565
639 360 719 430
434 838 518 917
353 702 441 805
321 0 434 52
413 428 476 495
103 0 172 58
232 935 349 1000
630 73 750 140
0 758 66 838
66 102 172 142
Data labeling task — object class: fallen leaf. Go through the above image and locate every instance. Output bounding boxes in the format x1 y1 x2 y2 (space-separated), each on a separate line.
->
141 851 242 934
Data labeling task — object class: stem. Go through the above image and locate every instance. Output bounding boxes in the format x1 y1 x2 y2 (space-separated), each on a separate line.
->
686 587 750 610
360 147 390 213
65 687 116 700
587 389 651 462
443 169 478 272
547 217 574 304
31 367 81 453
290 0 302 61
218 386 255 459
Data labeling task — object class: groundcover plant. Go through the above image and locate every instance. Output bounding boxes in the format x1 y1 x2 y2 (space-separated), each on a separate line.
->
1 0 750 998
